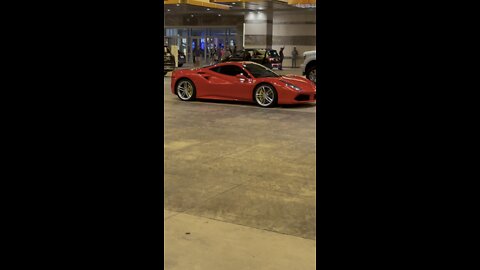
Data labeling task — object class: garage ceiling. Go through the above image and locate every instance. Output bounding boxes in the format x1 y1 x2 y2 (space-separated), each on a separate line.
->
164 0 315 15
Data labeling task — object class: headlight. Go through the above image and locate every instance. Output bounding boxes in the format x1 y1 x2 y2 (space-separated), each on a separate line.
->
281 80 301 91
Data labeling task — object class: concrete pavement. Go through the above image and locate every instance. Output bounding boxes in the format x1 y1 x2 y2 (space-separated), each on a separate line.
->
165 210 316 270
164 66 316 269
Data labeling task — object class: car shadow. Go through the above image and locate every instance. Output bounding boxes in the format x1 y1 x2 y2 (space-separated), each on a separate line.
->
195 98 316 109
278 103 317 109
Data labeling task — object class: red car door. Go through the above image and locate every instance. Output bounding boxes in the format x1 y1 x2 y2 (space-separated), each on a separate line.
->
208 65 254 101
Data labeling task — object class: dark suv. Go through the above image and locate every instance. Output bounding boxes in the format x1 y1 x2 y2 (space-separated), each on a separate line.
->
164 46 175 76
222 48 281 69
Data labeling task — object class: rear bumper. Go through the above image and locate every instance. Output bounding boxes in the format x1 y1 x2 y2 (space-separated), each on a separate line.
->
271 63 282 69
164 65 175 72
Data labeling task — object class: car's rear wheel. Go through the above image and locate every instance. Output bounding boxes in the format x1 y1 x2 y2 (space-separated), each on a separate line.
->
176 79 196 101
253 84 277 108
306 66 316 83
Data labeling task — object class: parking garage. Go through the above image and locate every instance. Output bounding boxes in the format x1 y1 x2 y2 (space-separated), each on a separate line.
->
163 1 317 269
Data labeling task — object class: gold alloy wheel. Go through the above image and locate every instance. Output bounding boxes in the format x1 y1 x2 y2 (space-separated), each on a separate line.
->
255 85 275 107
177 80 194 101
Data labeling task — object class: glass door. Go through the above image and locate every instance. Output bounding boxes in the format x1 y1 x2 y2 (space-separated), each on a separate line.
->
190 36 206 66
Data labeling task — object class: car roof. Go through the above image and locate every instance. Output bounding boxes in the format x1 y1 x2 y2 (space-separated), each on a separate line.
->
204 61 259 68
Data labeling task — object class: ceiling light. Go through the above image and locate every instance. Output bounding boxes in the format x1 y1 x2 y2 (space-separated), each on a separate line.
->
207 8 210 10
293 4 316 8
176 4 179 6
218 14 222 16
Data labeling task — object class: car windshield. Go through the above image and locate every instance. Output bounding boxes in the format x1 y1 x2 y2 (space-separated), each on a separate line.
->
243 63 280 78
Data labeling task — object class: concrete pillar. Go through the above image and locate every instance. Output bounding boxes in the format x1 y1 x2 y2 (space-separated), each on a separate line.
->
243 3 273 48
236 23 243 50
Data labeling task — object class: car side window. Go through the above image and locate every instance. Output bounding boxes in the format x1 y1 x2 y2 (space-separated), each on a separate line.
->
210 67 222 73
212 65 246 77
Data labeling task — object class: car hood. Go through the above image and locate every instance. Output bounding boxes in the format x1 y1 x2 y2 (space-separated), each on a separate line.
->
303 50 316 57
279 75 316 90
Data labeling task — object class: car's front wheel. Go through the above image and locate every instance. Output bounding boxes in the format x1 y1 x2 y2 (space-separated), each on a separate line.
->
253 84 277 108
176 79 196 101
306 66 316 83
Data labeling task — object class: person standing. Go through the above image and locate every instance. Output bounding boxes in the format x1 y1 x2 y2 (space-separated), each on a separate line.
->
192 43 196 65
291 47 298 68
194 46 201 67
225 47 232 59
244 50 251 61
218 45 223 61
209 45 216 65
279 47 284 70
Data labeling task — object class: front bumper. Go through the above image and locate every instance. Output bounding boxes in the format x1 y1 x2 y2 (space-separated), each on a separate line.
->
294 93 316 102
277 89 316 104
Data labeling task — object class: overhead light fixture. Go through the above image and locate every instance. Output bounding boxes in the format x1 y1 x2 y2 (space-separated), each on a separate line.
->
207 8 210 10
288 0 316 8
294 4 316 8
218 14 221 16
166 0 230 10
167 9 170 11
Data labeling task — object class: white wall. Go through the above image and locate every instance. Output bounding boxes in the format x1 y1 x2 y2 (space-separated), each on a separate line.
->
272 10 317 58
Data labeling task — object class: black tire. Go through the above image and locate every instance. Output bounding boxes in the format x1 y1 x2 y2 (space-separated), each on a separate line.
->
253 83 277 108
306 66 316 83
175 79 196 101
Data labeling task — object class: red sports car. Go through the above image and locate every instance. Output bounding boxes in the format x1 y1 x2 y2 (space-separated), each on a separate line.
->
170 61 316 107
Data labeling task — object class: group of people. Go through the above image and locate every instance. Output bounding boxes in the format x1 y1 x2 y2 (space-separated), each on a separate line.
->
192 44 239 66
249 46 298 69
278 46 299 69
207 45 238 65
192 44 300 68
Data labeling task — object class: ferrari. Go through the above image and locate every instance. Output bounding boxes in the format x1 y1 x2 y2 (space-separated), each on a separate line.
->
170 61 316 107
